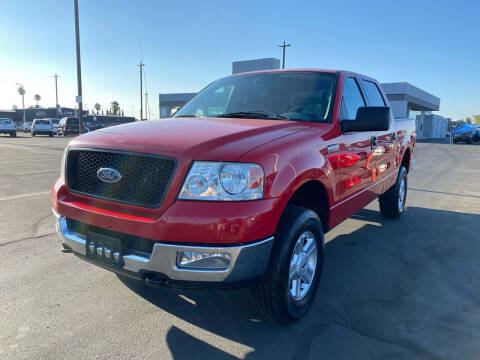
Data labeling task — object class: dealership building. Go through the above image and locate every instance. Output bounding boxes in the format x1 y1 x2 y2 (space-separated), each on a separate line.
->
159 58 448 138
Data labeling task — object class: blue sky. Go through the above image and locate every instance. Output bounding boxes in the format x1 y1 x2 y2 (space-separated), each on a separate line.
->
0 0 478 120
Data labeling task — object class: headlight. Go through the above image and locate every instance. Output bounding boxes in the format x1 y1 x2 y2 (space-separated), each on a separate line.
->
60 147 67 179
179 161 264 201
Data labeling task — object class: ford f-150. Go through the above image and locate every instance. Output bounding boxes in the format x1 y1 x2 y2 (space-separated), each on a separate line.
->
52 69 415 321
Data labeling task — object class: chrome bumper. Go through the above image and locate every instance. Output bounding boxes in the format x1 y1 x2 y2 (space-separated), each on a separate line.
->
53 209 274 283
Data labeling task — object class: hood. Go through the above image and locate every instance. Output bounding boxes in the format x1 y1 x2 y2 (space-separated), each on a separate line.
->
69 117 312 161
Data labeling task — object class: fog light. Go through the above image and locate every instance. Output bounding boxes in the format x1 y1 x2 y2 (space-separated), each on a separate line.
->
177 251 231 270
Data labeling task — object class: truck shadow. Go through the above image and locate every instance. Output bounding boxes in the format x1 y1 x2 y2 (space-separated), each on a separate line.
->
118 206 480 360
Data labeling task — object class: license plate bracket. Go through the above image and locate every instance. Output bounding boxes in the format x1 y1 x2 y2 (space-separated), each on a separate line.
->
86 232 123 266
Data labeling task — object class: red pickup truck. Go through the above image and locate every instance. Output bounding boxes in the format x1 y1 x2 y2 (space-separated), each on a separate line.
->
52 69 415 321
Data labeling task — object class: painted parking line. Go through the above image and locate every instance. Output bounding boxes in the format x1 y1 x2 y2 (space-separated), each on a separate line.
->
0 191 50 201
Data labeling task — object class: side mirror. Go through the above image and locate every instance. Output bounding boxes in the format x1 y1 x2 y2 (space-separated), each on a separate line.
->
341 106 390 132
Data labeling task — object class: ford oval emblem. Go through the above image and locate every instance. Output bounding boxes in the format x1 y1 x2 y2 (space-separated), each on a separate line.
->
97 167 122 184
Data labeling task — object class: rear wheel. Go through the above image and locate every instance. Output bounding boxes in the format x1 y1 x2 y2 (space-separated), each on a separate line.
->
31 132 36 137
251 205 324 322
10 131 16 137
379 166 407 219
49 132 53 137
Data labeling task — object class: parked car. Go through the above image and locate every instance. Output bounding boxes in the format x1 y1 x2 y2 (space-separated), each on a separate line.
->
57 117 80 136
52 69 416 322
0 118 16 137
50 118 59 135
453 129 480 144
23 121 31 133
31 119 54 137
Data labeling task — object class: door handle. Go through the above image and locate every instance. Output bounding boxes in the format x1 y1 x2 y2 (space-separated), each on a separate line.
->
371 136 378 149
391 132 396 140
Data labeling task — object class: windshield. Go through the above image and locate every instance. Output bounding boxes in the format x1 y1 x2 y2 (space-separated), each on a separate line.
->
174 72 337 122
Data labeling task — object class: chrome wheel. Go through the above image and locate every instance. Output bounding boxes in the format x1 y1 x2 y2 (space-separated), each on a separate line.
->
289 231 317 301
398 177 406 211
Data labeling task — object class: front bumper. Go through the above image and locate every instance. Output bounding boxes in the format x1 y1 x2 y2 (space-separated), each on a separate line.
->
53 209 274 286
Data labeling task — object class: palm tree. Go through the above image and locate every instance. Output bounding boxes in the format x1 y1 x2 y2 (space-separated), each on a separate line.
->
17 86 25 97
34 94 41 107
110 101 120 115
94 103 101 114
12 105 18 110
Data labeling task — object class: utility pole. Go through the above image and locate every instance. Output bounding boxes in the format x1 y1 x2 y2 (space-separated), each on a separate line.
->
145 92 149 121
74 0 83 134
138 62 144 121
53 74 59 118
278 41 291 69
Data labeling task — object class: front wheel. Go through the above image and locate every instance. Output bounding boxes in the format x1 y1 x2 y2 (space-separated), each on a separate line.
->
379 166 408 219
251 205 324 322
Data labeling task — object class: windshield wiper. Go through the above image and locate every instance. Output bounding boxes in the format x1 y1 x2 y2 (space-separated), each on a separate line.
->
216 111 288 120
174 114 206 118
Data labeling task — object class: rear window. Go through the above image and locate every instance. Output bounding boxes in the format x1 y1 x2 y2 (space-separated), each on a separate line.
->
35 120 50 125
362 80 385 106
0 119 12 124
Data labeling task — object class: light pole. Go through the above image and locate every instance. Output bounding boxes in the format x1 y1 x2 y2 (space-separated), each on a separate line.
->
53 74 59 118
74 0 84 134
278 41 291 69
16 83 26 125
138 62 144 121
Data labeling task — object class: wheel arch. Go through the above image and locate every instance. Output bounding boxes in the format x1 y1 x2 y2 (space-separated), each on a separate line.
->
282 180 331 233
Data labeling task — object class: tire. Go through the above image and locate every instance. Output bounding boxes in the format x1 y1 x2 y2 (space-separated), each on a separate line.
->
379 166 408 219
32 132 36 137
49 132 53 137
10 131 16 137
251 205 325 322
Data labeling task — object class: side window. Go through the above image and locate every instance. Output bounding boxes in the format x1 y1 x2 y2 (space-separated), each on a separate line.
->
340 77 365 120
362 80 385 106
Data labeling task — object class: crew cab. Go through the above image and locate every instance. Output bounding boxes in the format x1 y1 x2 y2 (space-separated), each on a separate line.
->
0 118 16 137
31 118 54 137
52 69 415 321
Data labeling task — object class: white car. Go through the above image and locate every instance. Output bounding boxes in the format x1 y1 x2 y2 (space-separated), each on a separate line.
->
50 118 59 134
0 118 17 137
31 119 54 137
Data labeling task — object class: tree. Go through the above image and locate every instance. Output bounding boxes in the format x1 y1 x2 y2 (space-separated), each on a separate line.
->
34 94 41 107
12 105 18 110
465 117 472 124
101 109 104 115
93 103 101 114
17 86 25 96
121 110 124 117
472 114 480 125
110 101 120 115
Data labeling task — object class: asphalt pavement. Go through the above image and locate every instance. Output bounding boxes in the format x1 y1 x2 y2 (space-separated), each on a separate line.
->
1 134 479 360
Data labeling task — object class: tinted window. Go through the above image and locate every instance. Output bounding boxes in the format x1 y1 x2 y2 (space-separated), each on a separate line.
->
0 118 12 124
175 72 337 122
35 120 50 125
340 77 365 120
67 118 79 125
362 80 385 106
